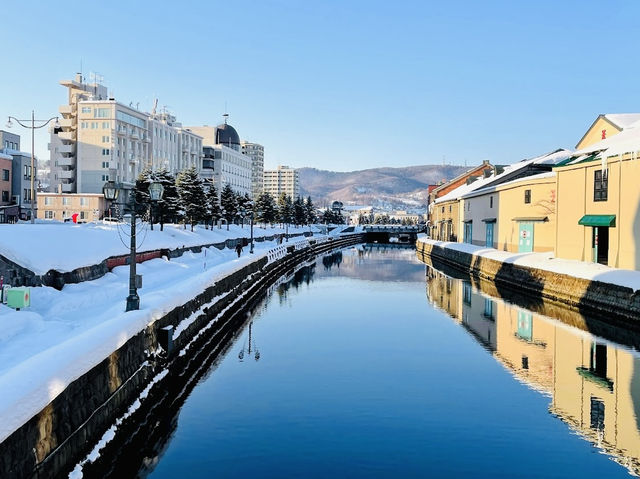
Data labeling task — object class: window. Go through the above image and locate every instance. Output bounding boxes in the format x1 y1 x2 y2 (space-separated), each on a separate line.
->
45 210 54 219
441 206 444 213
81 122 87 129
449 205 452 213
102 148 110 155
102 161 109 168
484 298 495 319
490 196 493 208
1 191 8 202
102 136 110 143
80 211 87 220
94 108 110 118
594 169 608 201
463 282 472 305
44 197 53 205
62 197 70 206
524 189 531 204
2 169 8 181
81 107 92 114
102 174 109 181
102 122 109 129
80 197 88 206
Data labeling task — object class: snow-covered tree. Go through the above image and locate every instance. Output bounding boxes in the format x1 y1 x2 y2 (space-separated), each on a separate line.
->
304 196 317 224
293 196 306 226
236 192 252 228
155 168 178 230
176 167 207 231
220 184 238 230
206 183 221 229
277 193 293 226
254 192 276 226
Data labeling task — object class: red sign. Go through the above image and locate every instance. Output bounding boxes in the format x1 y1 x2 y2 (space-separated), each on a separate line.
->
602 129 607 140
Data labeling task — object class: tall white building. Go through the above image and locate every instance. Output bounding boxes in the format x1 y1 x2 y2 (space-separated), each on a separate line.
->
241 141 264 199
50 74 203 194
263 165 300 199
187 118 252 197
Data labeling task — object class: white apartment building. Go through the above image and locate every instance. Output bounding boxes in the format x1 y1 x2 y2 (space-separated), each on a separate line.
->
149 111 203 176
263 165 300 199
241 141 264 198
50 74 204 194
187 120 252 197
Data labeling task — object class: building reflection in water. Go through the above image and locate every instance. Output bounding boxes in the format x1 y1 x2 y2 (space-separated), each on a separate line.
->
425 266 640 476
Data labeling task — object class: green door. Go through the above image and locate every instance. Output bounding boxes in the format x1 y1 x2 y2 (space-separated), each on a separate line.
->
518 222 534 253
485 222 494 248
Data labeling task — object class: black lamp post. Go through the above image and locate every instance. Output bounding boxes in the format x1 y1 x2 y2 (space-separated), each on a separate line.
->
249 211 255 254
103 180 163 312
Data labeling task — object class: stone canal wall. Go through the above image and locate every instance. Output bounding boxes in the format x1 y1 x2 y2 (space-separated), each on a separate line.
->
416 239 640 321
0 233 364 479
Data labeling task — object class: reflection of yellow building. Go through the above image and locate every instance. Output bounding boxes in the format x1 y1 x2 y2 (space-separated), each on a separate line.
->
424 267 640 476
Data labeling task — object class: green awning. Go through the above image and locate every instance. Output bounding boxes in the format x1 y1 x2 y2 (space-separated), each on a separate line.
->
578 214 616 227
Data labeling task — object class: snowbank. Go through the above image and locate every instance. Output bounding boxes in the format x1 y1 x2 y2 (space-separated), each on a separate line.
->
0 235 317 443
0 222 315 275
418 237 640 292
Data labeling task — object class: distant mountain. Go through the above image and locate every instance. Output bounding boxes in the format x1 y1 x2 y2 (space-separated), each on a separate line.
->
299 165 468 210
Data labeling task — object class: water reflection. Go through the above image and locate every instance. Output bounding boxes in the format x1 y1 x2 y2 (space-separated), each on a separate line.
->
319 244 425 282
424 265 640 476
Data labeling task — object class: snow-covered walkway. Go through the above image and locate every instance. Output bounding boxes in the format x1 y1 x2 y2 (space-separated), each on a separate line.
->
0 226 318 443
418 236 640 292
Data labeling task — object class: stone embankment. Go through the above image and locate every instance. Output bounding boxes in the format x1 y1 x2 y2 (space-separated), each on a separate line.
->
417 239 640 321
0 233 364 479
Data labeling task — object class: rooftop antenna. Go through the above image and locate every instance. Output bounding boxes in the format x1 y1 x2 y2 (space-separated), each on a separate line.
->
151 98 158 116
223 112 229 124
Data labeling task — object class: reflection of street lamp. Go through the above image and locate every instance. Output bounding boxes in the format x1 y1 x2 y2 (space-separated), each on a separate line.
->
103 180 164 312
238 321 260 362
285 221 289 242
6 112 59 223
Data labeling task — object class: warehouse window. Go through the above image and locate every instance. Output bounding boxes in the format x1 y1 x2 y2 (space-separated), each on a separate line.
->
524 189 531 204
594 170 608 201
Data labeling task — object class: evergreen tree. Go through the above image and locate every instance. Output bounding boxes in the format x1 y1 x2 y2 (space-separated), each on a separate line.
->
277 193 293 226
236 192 251 227
220 184 238 230
134 168 152 220
155 168 178 230
206 183 221 229
293 196 306 226
254 192 276 226
304 196 317 225
176 167 207 231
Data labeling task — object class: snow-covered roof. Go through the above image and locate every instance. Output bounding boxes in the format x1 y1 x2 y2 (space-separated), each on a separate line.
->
604 113 640 130
434 149 570 204
0 152 12 161
569 120 640 163
461 171 556 200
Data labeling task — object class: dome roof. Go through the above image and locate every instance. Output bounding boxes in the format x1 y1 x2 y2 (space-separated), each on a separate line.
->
215 122 240 147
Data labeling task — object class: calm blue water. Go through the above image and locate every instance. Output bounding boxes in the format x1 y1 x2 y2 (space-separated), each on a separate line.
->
141 245 640 478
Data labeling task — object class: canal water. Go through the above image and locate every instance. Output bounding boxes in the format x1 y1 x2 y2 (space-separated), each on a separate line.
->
132 245 640 478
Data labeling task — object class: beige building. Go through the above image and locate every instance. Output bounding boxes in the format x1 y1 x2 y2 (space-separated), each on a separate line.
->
263 165 300 199
555 114 640 268
241 141 264 199
37 193 107 222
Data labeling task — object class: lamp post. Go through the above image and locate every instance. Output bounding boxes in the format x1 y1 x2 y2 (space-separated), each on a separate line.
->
6 112 59 223
249 211 255 254
103 180 163 312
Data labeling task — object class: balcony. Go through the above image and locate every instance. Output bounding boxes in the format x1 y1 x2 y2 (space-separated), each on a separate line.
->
57 156 75 167
58 169 75 180
59 105 73 115
61 182 76 193
59 118 75 129
58 143 74 154
57 131 75 141
130 131 140 140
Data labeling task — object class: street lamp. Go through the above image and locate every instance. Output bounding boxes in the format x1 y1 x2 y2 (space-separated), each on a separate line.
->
249 211 255 254
6 112 59 223
103 180 164 312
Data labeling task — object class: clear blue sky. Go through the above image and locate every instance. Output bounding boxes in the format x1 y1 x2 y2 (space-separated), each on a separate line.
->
2 0 639 171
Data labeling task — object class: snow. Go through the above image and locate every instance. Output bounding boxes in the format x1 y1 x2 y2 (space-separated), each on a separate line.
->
604 113 640 129
433 149 570 205
0 222 313 275
418 237 640 292
0 231 336 443
461 171 556 200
